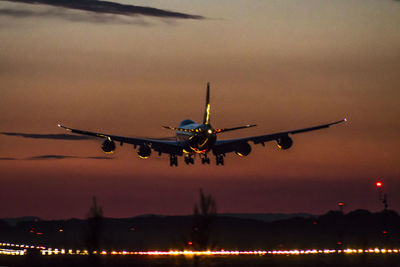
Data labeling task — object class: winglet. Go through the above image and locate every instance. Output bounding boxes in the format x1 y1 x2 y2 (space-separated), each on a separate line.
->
203 82 211 125
331 118 347 125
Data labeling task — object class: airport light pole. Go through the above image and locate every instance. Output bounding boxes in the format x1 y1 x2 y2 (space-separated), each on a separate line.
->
337 202 345 213
375 180 388 211
376 180 390 247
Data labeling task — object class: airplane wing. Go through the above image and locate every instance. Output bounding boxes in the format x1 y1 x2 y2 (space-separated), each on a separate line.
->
58 124 184 156
212 119 346 155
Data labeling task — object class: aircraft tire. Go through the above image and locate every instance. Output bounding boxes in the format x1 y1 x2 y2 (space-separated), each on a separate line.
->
170 155 178 167
216 155 224 166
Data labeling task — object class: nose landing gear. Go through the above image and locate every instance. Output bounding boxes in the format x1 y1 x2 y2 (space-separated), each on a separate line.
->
184 154 195 165
201 155 210 165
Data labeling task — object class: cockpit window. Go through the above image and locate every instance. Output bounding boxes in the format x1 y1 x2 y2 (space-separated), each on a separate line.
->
179 119 195 126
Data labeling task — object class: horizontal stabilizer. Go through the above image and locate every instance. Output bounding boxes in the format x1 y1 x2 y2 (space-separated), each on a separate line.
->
214 124 256 134
162 126 198 133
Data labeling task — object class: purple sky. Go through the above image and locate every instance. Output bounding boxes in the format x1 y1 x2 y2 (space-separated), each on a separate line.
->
1 0 399 219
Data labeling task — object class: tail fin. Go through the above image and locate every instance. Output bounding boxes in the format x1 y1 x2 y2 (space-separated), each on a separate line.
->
203 82 211 125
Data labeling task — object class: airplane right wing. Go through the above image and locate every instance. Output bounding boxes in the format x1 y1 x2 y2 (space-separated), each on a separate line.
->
212 119 346 155
58 124 184 156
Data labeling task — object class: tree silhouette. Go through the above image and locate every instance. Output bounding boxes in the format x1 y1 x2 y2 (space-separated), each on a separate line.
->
191 189 217 251
85 196 104 255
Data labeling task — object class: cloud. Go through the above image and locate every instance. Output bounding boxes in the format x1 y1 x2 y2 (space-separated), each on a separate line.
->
0 132 94 140
26 154 113 160
0 7 34 17
86 156 113 160
0 0 204 21
0 6 151 25
27 155 79 160
0 154 113 160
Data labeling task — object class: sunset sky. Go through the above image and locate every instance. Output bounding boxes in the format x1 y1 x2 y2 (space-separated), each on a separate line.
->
1 0 400 219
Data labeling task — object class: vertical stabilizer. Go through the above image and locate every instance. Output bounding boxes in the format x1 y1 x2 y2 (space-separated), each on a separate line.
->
203 82 211 125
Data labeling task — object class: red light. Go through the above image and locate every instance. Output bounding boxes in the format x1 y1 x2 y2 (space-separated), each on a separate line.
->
59 229 64 232
338 202 344 206
188 241 193 246
130 227 135 231
376 181 383 187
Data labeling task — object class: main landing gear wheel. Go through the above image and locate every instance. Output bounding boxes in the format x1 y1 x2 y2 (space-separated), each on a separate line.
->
184 155 195 165
216 155 224 166
201 157 210 165
169 155 178 167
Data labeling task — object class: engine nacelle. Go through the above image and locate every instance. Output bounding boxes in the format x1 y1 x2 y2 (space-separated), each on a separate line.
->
235 142 252 157
102 138 116 154
277 135 293 150
137 144 151 159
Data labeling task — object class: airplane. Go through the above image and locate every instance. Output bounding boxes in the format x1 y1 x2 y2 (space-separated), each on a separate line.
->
58 83 346 166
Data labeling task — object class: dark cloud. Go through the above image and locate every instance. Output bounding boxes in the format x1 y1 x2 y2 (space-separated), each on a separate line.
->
0 157 17 160
27 155 79 160
0 155 113 160
0 7 35 17
86 156 114 160
26 154 113 160
0 132 94 140
0 0 203 20
0 7 151 25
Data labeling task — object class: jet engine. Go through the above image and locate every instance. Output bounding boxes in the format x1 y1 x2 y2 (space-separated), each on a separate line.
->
235 142 252 157
137 144 151 159
277 135 293 150
102 138 116 154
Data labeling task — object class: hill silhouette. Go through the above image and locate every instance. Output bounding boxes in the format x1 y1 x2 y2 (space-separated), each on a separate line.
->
1 210 399 251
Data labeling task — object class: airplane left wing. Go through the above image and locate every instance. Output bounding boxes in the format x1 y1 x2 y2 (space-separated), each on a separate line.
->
212 119 346 155
58 124 184 156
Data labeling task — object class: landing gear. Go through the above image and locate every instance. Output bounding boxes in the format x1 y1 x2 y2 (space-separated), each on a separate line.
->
216 154 224 166
169 154 178 167
201 155 210 165
184 154 195 165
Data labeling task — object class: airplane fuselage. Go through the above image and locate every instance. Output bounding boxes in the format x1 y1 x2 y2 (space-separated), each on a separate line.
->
176 120 216 154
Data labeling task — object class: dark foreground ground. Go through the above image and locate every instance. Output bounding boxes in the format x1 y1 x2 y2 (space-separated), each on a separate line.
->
1 254 400 267
3 210 400 251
